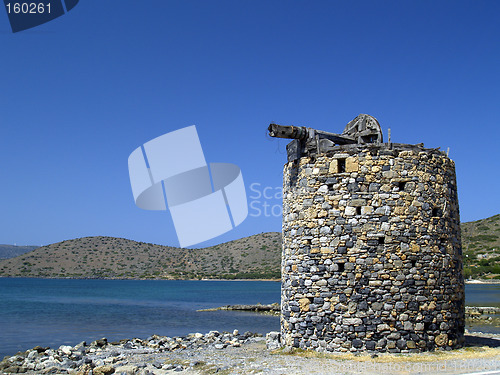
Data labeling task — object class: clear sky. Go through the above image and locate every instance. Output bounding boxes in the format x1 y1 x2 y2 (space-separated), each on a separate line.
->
1 1 499 247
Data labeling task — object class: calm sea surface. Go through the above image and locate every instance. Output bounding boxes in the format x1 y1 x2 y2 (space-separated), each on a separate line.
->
0 278 498 358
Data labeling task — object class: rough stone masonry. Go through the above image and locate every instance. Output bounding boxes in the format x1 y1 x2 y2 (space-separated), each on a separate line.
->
270 115 465 353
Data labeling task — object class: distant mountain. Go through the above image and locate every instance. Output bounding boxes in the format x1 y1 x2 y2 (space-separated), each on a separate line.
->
0 245 39 260
0 233 281 279
0 214 498 280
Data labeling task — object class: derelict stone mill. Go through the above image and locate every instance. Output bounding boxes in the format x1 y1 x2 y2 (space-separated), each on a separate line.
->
268 114 465 352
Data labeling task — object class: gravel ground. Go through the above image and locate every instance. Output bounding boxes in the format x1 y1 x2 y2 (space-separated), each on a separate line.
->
152 334 500 375
2 332 499 375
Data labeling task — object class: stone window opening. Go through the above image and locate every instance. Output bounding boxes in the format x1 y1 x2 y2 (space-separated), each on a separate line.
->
362 135 378 143
356 206 361 215
337 263 345 272
432 207 442 217
398 181 406 191
338 158 346 173
378 237 385 245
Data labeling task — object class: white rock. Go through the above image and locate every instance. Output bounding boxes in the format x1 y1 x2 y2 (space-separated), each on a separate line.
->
58 345 72 356
115 365 139 374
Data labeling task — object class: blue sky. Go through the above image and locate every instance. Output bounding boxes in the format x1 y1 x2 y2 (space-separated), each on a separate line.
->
1 1 499 247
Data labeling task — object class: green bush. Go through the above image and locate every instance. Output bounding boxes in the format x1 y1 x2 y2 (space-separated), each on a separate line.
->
470 235 498 242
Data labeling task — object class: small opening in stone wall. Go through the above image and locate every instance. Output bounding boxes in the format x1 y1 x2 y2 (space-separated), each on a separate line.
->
310 156 316 164
432 207 442 217
356 206 361 215
338 158 346 173
411 259 416 268
378 237 385 245
362 135 377 143
337 263 345 272
398 181 406 191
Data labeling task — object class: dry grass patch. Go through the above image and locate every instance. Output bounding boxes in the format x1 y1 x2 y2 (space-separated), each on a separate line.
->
272 345 500 363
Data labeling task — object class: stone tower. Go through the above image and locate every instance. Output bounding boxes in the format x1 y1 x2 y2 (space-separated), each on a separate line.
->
269 115 465 353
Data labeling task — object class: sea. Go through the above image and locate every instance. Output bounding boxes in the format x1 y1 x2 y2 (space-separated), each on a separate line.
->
0 278 498 359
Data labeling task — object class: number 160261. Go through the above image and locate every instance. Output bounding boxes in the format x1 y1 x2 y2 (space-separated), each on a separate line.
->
5 2 52 14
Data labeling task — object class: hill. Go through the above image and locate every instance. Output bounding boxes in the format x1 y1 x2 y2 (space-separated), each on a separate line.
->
0 245 39 260
0 233 281 280
461 214 500 279
0 214 498 280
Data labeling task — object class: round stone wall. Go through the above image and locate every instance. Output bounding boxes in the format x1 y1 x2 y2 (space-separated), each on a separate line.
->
281 144 465 352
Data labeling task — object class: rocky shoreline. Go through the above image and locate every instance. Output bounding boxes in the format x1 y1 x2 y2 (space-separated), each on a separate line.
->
466 306 500 325
1 330 500 375
197 303 280 315
0 330 265 375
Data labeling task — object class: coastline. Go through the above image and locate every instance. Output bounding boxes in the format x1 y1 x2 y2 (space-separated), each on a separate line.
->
1 330 499 375
466 279 500 284
0 275 281 282
1 275 498 284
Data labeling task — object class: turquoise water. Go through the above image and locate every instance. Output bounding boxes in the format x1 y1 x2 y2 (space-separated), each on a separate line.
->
0 278 280 358
0 279 498 358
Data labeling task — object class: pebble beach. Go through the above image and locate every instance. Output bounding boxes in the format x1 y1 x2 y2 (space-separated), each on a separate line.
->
1 329 499 375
